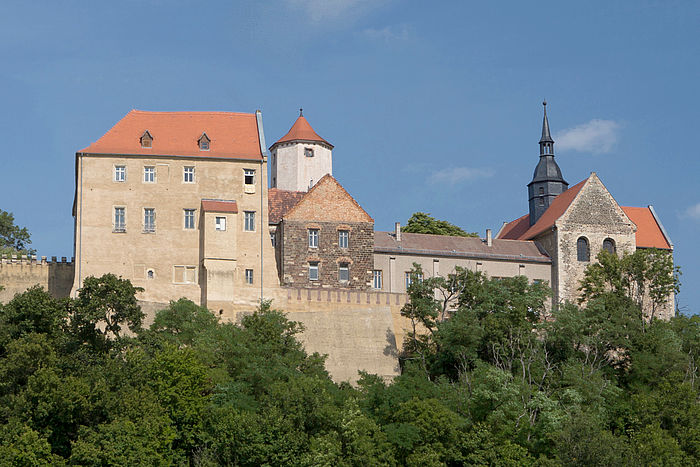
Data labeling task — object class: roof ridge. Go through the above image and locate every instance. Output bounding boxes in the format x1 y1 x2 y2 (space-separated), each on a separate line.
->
130 110 256 116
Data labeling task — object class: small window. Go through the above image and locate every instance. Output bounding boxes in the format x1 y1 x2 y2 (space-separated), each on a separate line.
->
304 147 314 157
339 263 349 282
147 269 155 279
184 167 195 183
144 208 155 233
308 228 319 248
577 237 590 262
215 216 226 231
184 209 196 229
244 212 255 231
272 176 276 187
603 238 616 255
173 265 196 284
114 207 126 232
114 166 126 182
198 133 210 151
539 197 545 206
245 269 254 285
309 262 319 281
140 131 152 148
144 166 155 183
373 270 383 289
244 169 255 185
338 230 349 249
270 232 276 247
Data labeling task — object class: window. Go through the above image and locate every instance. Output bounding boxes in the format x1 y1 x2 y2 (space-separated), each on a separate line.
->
338 230 349 249
272 176 276 187
183 166 195 183
603 238 616 255
173 265 196 284
244 212 255 231
539 187 544 195
309 262 319 281
198 133 210 151
144 166 155 183
114 166 126 182
339 263 349 282
215 216 226 231
577 237 590 262
405 271 423 288
373 270 383 289
147 269 154 279
184 209 196 229
305 147 314 157
308 228 319 248
270 232 276 247
244 169 255 185
140 131 152 148
245 269 254 284
144 208 155 232
539 197 545 206
114 207 126 232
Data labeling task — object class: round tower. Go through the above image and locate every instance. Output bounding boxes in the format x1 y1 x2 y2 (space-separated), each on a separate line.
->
270 109 333 192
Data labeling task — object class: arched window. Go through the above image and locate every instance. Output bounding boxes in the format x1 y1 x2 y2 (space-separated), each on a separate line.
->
577 237 590 262
603 238 616 255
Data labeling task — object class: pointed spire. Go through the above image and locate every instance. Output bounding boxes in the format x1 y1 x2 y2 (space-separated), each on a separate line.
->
270 110 333 149
540 100 554 144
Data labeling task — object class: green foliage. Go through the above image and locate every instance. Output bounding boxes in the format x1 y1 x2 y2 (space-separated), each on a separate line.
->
0 209 34 256
401 212 478 237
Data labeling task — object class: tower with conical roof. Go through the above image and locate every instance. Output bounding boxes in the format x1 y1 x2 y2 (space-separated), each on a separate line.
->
270 109 334 192
527 101 568 225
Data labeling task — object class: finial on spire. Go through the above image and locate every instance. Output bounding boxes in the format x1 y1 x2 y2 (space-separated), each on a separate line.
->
299 108 303 117
539 100 553 144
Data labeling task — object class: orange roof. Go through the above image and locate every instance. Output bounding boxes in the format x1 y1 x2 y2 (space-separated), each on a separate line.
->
271 115 332 149
80 110 263 160
268 188 306 224
201 199 238 213
622 206 672 250
498 178 587 240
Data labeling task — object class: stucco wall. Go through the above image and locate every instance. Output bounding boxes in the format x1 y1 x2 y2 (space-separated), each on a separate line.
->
271 141 332 192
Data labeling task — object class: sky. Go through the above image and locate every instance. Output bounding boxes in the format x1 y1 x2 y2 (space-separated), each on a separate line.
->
1 0 698 314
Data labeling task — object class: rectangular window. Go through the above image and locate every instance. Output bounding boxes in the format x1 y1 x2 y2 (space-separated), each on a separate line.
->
244 211 255 231
215 216 226 231
114 166 126 182
373 270 383 289
244 169 255 185
270 232 276 247
405 271 423 289
143 208 155 232
245 269 254 284
184 209 195 229
305 148 314 157
309 262 319 281
339 263 349 282
144 166 155 183
338 230 349 249
308 229 319 248
114 207 126 232
183 166 195 183
173 265 196 284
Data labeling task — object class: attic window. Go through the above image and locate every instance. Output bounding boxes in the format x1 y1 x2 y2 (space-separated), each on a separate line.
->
140 131 153 148
305 147 314 157
198 133 210 151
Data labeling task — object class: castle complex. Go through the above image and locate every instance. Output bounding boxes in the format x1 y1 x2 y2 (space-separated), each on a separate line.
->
0 104 674 381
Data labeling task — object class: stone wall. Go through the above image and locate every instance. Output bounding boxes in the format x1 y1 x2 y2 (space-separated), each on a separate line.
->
0 255 75 303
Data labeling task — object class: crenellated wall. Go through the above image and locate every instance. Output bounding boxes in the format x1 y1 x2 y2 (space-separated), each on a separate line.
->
0 255 75 303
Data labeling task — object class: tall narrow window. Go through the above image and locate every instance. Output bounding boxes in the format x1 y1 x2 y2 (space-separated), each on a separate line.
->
338 230 349 249
244 211 255 231
603 238 616 255
373 270 383 289
144 166 155 183
577 237 590 262
244 169 255 185
215 216 226 231
309 262 319 281
405 272 412 289
339 263 349 282
184 209 195 229
245 269 254 284
114 166 126 182
144 208 155 233
183 166 195 183
114 207 126 232
308 228 319 248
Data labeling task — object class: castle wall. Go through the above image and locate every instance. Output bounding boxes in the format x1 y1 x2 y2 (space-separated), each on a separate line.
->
0 255 75 303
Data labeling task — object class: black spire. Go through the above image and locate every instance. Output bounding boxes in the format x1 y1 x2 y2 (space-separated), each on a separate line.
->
528 101 568 225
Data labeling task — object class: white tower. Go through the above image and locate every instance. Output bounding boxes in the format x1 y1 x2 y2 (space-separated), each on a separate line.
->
270 109 333 192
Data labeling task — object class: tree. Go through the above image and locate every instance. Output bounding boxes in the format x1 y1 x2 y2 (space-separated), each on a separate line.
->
402 212 478 237
0 209 34 256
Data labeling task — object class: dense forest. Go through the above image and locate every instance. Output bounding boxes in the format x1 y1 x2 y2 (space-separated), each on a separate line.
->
0 250 698 466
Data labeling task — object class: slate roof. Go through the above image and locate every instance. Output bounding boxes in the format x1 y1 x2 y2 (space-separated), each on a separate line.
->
268 188 306 224
80 110 263 160
374 231 551 263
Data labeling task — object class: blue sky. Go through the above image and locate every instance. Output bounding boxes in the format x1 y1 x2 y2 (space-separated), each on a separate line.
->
1 0 698 314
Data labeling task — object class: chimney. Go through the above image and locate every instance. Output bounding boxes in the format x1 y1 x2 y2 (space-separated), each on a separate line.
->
486 229 492 247
395 222 401 242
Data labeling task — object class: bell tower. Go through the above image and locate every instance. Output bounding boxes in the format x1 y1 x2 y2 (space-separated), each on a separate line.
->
527 101 568 225
269 109 333 192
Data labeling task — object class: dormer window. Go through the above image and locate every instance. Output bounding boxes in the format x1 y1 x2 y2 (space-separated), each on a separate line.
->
140 131 153 148
198 133 210 151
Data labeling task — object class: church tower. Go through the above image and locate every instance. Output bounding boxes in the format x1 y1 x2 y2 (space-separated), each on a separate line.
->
528 101 568 225
270 109 333 192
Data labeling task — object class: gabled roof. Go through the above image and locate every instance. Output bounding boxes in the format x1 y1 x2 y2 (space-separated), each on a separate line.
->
268 188 306 224
284 174 372 223
622 206 672 250
79 110 263 160
201 199 238 213
271 114 333 149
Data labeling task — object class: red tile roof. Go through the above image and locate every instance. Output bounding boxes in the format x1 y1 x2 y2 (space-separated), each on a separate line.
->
271 115 332 149
268 188 306 224
201 199 238 213
80 110 263 160
621 206 672 250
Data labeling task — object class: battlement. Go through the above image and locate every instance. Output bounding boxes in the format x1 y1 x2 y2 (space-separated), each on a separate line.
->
0 254 74 265
0 254 75 303
282 286 408 308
